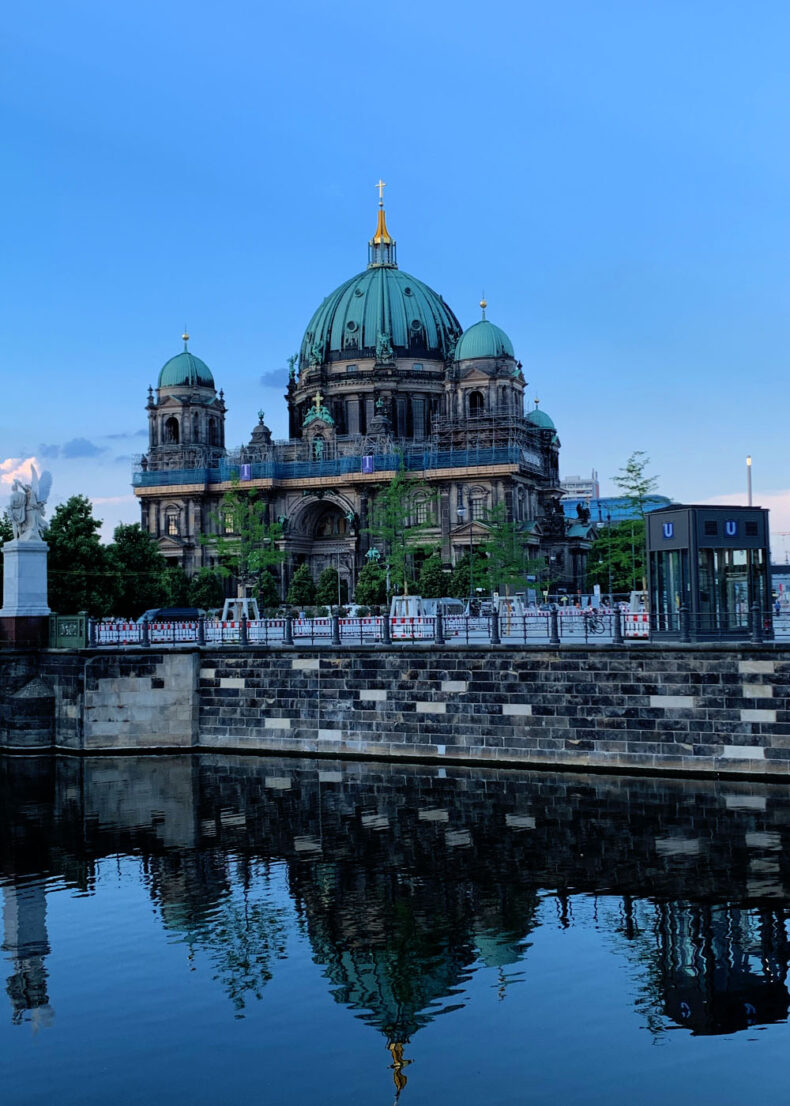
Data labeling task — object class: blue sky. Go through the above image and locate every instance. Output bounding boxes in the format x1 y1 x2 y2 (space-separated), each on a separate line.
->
2 1 789 552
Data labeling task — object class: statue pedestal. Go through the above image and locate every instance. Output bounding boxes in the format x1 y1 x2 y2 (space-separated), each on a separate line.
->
0 540 50 648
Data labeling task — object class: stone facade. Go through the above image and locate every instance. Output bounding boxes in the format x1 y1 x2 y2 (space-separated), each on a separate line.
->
2 644 790 776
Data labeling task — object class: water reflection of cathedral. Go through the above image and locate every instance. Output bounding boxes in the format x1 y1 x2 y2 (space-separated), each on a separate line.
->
655 902 789 1034
3 754 790 1061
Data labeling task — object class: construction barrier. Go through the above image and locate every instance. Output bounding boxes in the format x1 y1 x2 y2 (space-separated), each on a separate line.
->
624 613 650 639
95 621 141 645
391 617 434 640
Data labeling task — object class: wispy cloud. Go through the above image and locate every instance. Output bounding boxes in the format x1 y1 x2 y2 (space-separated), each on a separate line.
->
38 443 61 458
61 438 107 459
260 369 289 388
105 429 147 440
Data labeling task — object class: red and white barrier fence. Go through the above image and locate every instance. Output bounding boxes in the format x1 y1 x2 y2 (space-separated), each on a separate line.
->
623 613 650 639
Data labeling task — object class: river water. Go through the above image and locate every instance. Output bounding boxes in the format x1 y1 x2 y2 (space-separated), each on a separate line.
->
1 753 789 1105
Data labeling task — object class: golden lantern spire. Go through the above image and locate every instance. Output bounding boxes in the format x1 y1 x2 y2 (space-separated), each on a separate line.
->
480 293 487 320
368 179 397 267
373 178 392 245
182 327 190 350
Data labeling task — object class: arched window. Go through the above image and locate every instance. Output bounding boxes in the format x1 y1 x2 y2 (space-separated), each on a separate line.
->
208 418 218 446
192 413 200 442
166 511 180 536
164 417 179 444
469 391 484 417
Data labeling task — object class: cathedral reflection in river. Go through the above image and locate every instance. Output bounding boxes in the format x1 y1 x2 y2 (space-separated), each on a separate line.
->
2 754 790 1092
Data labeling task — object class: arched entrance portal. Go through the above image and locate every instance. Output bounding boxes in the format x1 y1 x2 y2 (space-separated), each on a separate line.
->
285 502 357 604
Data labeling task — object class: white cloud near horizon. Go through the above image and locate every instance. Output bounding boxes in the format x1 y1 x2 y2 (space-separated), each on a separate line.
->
0 456 39 487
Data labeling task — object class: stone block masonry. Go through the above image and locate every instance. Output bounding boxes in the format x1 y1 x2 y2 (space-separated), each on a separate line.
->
1 643 789 777
196 644 790 776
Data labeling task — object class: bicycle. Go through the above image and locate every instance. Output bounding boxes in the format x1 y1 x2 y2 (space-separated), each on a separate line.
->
583 613 606 636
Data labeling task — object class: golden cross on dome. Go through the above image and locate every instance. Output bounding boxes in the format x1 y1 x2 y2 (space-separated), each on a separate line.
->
313 390 324 410
375 178 386 206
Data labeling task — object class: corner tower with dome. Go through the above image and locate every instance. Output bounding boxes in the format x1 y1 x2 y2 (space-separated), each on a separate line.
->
133 196 593 596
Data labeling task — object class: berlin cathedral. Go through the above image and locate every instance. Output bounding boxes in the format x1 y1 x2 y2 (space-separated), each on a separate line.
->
133 191 594 598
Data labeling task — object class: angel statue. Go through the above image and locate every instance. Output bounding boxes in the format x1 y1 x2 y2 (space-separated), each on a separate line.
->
8 465 52 542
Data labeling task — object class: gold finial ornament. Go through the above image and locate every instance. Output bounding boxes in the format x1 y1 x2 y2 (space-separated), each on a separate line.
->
480 294 487 320
313 390 324 410
182 328 190 349
534 397 540 407
372 179 392 245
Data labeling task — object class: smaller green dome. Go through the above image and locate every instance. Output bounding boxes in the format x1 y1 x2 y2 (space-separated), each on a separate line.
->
455 319 515 361
158 349 214 390
526 407 555 430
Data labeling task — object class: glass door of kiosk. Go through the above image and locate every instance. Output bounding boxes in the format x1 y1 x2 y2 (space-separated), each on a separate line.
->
650 549 688 631
698 548 765 633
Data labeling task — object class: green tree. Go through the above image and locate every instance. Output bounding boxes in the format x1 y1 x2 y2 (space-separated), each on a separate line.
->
315 566 348 607
257 568 281 610
613 451 659 517
447 552 488 601
612 452 659 590
0 511 12 599
367 463 436 596
354 561 386 606
286 563 316 606
163 564 190 606
205 481 284 599
47 495 116 616
106 523 168 618
418 553 450 598
188 568 227 611
587 519 646 595
479 504 543 596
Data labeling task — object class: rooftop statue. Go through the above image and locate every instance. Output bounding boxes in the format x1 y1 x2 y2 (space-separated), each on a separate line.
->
375 331 394 362
8 466 52 542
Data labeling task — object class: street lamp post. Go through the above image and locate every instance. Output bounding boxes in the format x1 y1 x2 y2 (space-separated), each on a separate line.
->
747 454 752 507
457 494 474 611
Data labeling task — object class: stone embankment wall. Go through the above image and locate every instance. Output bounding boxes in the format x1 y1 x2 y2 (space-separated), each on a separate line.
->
1 645 789 776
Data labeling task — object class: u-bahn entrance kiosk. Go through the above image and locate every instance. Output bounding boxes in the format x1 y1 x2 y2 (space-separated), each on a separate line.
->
647 505 771 639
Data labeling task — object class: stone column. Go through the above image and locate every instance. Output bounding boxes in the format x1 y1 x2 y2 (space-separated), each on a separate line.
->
0 539 51 647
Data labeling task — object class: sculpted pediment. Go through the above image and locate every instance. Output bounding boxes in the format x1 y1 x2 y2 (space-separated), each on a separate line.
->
460 365 493 382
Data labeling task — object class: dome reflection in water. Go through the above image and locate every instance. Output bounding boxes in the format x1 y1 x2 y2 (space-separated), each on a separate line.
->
1 755 789 1105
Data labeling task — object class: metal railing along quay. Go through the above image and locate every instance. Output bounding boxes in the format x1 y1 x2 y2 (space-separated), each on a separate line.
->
75 605 777 649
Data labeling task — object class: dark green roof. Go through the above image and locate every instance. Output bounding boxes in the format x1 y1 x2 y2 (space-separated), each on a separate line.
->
300 266 462 366
526 408 555 430
158 350 215 390
455 319 515 360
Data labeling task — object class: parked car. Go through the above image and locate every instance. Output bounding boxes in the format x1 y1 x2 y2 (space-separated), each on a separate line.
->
136 607 204 624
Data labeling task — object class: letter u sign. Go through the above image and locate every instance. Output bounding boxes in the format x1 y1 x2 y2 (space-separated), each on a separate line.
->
725 520 737 537
662 522 674 539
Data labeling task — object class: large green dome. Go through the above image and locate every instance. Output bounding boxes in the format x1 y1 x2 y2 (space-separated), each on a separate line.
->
158 348 215 389
300 266 462 367
455 318 515 361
